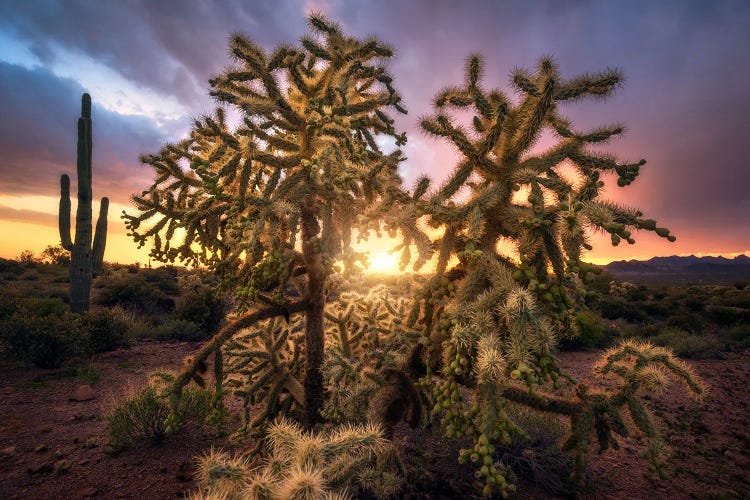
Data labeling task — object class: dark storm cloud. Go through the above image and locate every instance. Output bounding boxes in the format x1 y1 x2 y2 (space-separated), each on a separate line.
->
0 62 167 202
0 0 309 108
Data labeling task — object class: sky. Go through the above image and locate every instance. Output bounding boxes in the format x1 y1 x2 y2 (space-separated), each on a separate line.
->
0 0 748 268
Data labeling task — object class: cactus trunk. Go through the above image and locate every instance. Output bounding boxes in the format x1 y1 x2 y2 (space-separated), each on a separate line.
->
59 93 109 313
302 203 325 428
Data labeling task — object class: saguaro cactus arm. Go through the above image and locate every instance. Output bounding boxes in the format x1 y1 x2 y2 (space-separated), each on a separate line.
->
93 197 109 276
59 174 73 251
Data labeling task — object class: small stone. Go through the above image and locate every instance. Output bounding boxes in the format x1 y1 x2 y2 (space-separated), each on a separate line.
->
85 438 98 449
28 462 54 474
54 449 66 459
34 444 48 453
54 459 73 474
78 459 90 466
75 486 98 498
1 445 16 457
70 385 96 402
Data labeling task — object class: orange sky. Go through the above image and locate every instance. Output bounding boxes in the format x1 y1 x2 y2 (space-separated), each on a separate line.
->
1 3 748 270
2 192 746 272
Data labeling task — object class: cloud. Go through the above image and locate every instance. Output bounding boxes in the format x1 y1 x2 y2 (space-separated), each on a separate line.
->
0 0 309 110
0 0 748 259
0 205 57 226
0 61 172 204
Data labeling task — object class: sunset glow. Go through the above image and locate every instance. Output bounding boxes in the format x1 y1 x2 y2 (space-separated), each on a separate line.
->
366 251 400 275
0 2 748 265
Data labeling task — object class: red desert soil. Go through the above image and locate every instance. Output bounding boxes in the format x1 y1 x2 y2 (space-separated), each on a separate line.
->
0 343 748 499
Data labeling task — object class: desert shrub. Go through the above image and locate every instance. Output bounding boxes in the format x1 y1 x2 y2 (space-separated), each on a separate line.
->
0 257 22 275
174 284 227 334
625 286 650 302
94 271 175 315
149 319 205 342
31 297 68 317
575 311 608 348
40 244 71 266
721 289 750 309
79 307 131 354
682 295 706 313
560 311 609 350
666 312 705 335
20 270 40 281
106 384 169 449
650 329 722 359
726 324 750 343
0 313 82 368
47 286 70 303
106 372 215 450
641 300 671 318
499 405 574 495
0 297 85 368
17 250 37 264
0 289 20 320
706 305 744 326
141 266 180 295
640 322 666 338
596 296 650 322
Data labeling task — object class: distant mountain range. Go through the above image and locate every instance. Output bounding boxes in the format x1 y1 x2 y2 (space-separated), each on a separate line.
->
602 255 750 284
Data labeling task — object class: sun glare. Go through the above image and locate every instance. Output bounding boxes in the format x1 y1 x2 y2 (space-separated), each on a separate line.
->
367 251 400 274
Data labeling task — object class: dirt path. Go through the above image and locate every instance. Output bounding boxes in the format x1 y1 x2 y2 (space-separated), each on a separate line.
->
559 350 750 499
1 344 748 499
0 341 214 499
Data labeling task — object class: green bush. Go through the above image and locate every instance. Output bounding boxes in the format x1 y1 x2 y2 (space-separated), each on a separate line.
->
0 297 83 368
1 313 82 368
706 305 744 326
560 311 609 350
94 271 175 315
106 384 169 449
151 319 205 342
666 312 704 335
500 405 573 495
79 307 131 354
0 257 23 274
0 289 20 320
727 324 750 342
141 266 180 295
174 285 226 334
596 296 650 323
106 373 214 451
650 329 722 359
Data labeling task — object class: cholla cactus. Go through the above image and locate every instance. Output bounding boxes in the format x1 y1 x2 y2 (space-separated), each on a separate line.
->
59 93 109 312
321 287 422 427
192 418 402 499
408 56 699 496
123 13 414 426
222 287 421 435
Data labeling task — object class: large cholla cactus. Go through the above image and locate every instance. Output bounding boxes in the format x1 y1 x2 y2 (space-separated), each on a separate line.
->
123 14 414 426
59 93 109 312
406 56 702 496
222 286 420 435
191 418 402 499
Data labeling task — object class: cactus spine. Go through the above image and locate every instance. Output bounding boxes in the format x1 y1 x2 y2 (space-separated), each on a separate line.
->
59 93 109 313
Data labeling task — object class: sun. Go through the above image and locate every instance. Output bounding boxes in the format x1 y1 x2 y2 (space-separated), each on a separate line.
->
366 251 400 274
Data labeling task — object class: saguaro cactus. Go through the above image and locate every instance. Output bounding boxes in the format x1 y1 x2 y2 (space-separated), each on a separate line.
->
59 93 109 313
